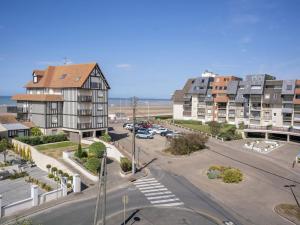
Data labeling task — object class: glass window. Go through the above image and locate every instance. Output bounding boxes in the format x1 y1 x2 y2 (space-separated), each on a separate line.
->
52 116 58 123
51 102 57 109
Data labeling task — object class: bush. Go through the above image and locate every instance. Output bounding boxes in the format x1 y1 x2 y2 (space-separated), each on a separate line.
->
30 127 42 136
9 171 28 180
222 168 243 183
101 133 111 142
167 133 208 155
48 173 54 179
45 185 53 192
207 121 222 136
84 157 101 174
207 165 243 183
15 133 67 146
75 144 83 158
175 120 202 125
120 157 132 172
88 142 106 158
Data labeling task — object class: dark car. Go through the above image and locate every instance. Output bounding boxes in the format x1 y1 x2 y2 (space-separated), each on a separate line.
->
160 130 173 136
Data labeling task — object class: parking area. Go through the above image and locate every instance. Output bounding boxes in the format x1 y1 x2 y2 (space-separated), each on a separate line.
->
110 122 300 225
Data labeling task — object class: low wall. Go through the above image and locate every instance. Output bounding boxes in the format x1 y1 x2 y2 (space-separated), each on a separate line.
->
2 198 32 217
12 139 74 175
39 188 63 204
62 151 99 182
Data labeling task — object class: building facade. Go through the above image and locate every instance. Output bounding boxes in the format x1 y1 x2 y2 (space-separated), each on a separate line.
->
172 72 300 129
12 63 110 138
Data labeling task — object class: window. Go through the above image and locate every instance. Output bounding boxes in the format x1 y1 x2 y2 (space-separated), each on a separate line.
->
60 74 68 79
251 85 261 90
51 102 57 109
33 75 38 83
224 86 227 90
286 85 293 90
265 94 270 99
273 113 276 116
97 105 103 111
207 109 211 114
52 116 58 123
97 117 103 123
98 91 104 98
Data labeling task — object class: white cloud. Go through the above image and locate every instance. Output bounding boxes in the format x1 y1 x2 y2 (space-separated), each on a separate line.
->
116 63 132 69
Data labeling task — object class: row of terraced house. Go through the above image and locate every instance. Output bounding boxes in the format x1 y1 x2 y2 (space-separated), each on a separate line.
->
172 71 300 140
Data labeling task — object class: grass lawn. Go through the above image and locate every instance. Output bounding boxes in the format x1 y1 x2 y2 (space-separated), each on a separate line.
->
36 141 88 159
174 121 211 134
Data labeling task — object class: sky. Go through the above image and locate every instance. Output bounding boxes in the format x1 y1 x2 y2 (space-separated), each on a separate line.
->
0 0 300 99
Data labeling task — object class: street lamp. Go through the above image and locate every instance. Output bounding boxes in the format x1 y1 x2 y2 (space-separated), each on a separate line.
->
284 184 300 207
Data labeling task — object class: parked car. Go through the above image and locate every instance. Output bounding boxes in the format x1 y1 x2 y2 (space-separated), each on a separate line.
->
136 132 153 139
125 124 133 129
160 130 174 136
166 131 182 139
147 128 156 135
123 123 130 128
137 128 148 133
154 128 168 134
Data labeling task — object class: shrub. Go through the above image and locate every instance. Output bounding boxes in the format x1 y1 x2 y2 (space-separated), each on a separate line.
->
45 185 52 192
84 157 101 174
167 133 208 155
51 167 57 174
67 183 72 188
15 133 67 146
88 142 106 158
100 133 112 142
120 157 132 172
207 121 222 136
46 164 51 172
75 144 83 158
222 168 243 183
9 171 28 180
175 120 202 125
48 173 54 179
30 127 42 136
54 176 60 182
58 170 63 175
63 172 69 178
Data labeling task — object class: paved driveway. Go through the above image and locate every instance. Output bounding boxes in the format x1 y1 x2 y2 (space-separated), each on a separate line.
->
110 122 300 225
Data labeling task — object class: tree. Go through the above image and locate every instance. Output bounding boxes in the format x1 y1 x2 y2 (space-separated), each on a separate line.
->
51 167 57 175
0 138 9 162
30 127 42 136
46 164 51 173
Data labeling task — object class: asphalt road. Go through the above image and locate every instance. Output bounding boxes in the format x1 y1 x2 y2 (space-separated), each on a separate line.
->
28 166 240 225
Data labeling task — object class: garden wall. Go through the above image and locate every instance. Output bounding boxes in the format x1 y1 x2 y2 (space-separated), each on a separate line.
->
12 139 74 175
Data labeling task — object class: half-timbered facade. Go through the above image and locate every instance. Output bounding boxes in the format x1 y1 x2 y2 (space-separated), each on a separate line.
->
12 63 110 138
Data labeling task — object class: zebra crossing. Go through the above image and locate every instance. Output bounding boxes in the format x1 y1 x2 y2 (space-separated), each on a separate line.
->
133 177 184 207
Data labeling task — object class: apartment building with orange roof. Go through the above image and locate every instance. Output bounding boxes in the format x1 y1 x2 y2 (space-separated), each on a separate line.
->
12 63 110 138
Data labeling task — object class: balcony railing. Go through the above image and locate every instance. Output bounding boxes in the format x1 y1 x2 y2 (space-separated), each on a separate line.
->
77 123 92 129
17 107 28 113
183 111 192 116
78 109 92 116
78 96 92 102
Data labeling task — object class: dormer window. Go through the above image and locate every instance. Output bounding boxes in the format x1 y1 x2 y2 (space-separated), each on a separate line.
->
33 75 38 83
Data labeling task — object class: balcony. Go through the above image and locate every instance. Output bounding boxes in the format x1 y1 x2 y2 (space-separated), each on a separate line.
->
197 111 205 116
183 111 192 117
214 96 228 103
262 116 272 121
78 96 92 102
218 113 227 117
77 123 92 129
283 117 292 121
49 109 58 114
78 109 92 116
250 97 261 102
251 106 261 111
282 108 293 114
17 107 28 113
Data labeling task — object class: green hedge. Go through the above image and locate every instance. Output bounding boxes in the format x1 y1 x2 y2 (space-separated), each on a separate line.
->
16 133 67 146
174 120 202 125
84 157 101 174
88 142 106 158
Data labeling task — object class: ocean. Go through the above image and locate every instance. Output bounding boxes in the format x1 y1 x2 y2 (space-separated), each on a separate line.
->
0 96 171 107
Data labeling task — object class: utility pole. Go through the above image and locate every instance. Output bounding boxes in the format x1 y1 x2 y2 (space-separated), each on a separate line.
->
132 97 138 174
101 151 107 225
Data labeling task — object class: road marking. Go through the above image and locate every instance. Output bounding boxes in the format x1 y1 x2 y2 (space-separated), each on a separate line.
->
141 188 168 193
133 177 184 207
138 185 165 190
135 183 161 188
147 194 175 200
144 191 172 196
150 198 180 204
134 180 160 185
153 202 184 207
136 178 156 182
